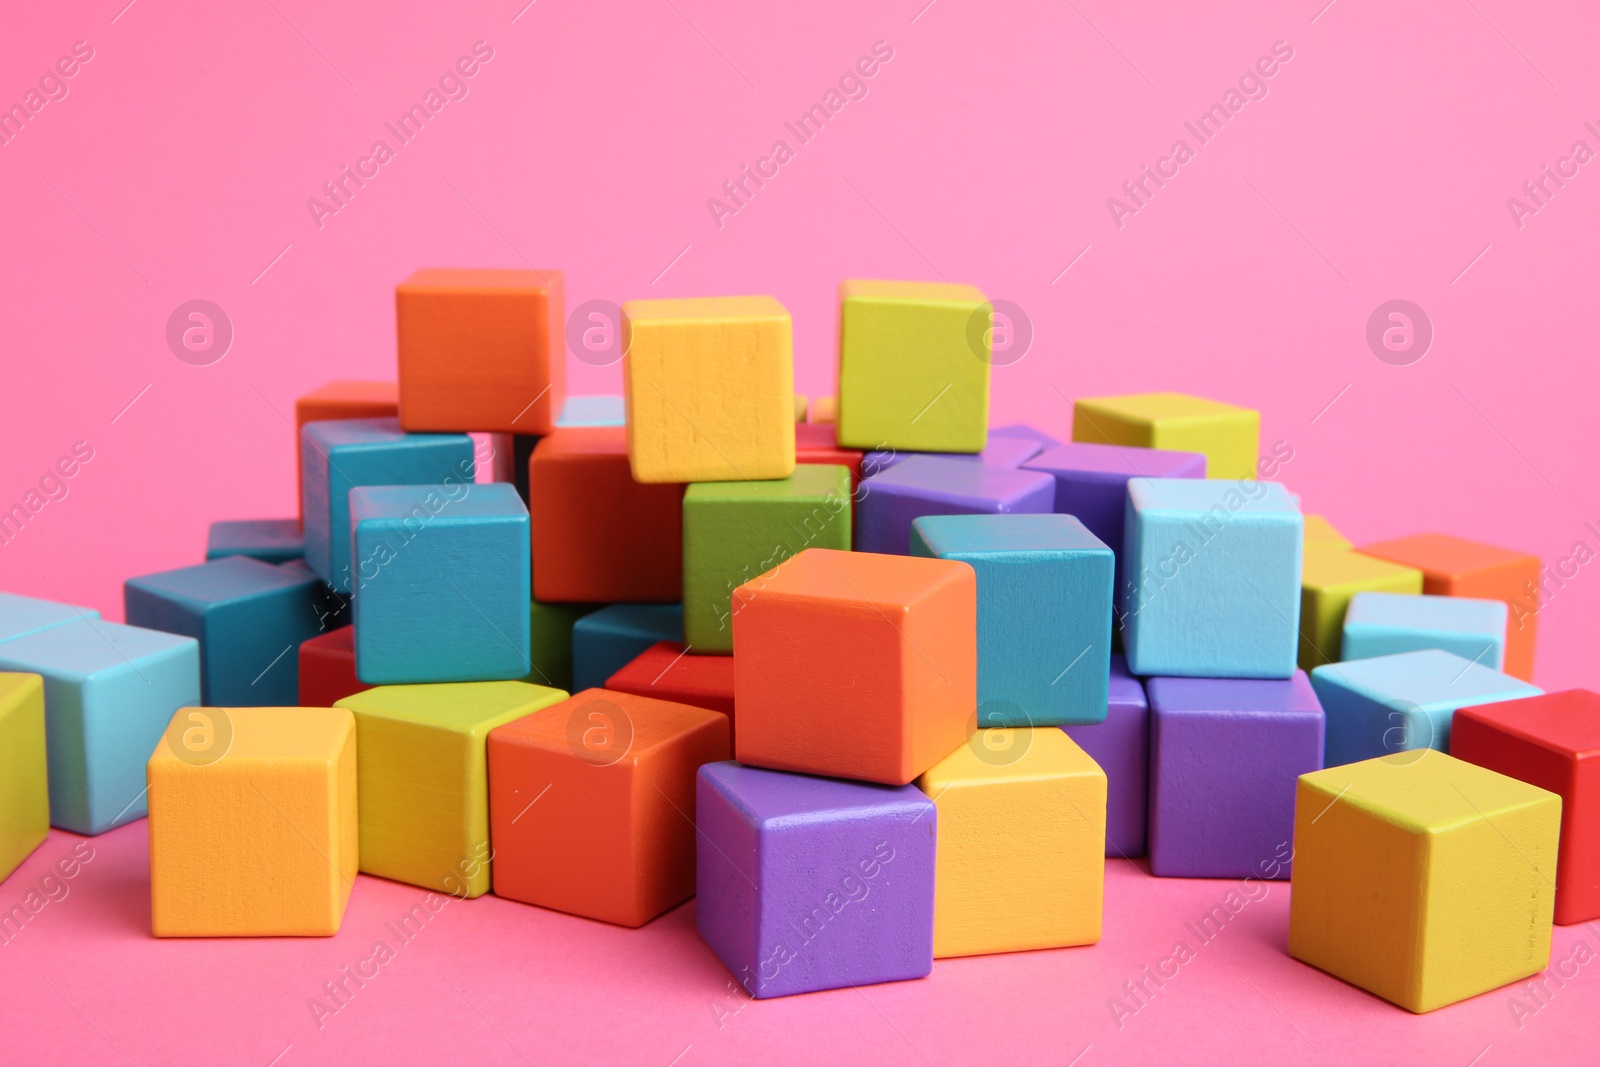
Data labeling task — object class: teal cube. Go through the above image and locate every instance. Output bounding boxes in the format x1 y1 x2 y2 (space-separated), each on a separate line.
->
205 518 303 564
349 483 531 684
1342 592 1507 669
683 465 852 654
1122 478 1302 679
571 604 684 690
910 513 1112 726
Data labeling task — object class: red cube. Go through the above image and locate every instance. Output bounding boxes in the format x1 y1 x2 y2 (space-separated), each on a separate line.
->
1453 689 1600 924
605 641 734 739
795 422 864 488
298 628 372 708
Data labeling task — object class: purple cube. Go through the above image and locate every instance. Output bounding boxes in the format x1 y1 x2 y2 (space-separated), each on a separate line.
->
1062 655 1149 858
989 422 1063 450
1146 672 1324 879
856 456 1055 555
696 761 936 999
862 431 1046 479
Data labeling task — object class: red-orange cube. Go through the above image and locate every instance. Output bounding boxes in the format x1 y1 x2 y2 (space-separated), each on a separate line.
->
732 548 976 785
293 380 398 524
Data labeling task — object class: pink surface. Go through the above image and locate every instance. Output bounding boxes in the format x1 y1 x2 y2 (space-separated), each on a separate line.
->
1 0 1596 1062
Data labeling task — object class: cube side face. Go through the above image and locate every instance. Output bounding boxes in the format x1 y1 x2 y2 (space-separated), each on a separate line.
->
1149 410 1260 483
983 550 1112 727
201 587 324 706
1299 551 1424 668
572 604 684 691
628 716 733 925
903 575 980 782
80 644 201 834
1062 664 1149 856
1342 622 1504 671
0 675 50 880
837 294 989 453
696 767 763 992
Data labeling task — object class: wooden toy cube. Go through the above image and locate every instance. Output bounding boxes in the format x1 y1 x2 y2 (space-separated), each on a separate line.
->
335 681 565 896
836 280 990 453
557 394 626 428
1064 655 1149 857
347 484 530 685
732 548 976 785
300 417 475 587
1121 478 1302 678
0 591 99 642
1289 750 1559 1012
606 641 735 738
990 422 1062 450
808 395 837 424
298 628 371 708
857 456 1054 556
1298 545 1423 668
0 673 49 882
508 434 540 504
520 600 600 691
206 519 303 564
696 761 936 998
572 604 684 692
621 295 795 483
1361 533 1542 680
396 268 565 435
861 430 1046 479
1453 690 1600 924
793 393 809 422
294 379 398 525
1021 442 1205 601
125 556 325 706
529 427 684 602
794 423 864 487
917 728 1105 957
1303 514 1351 550
1343 591 1506 668
1312 649 1541 766
1147 672 1323 878
1072 392 1260 482
487 688 730 925
910 514 1112 726
0 620 198 834
684 465 853 654
148 706 358 936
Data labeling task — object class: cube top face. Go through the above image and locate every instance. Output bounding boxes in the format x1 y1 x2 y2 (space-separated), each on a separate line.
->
1024 441 1206 481
911 512 1110 559
606 642 736 714
0 618 196 680
576 603 684 642
867 455 1056 511
399 266 560 293
1300 749 1558 836
1312 649 1540 717
1303 514 1351 549
1128 476 1298 518
302 626 354 655
839 279 986 305
206 519 303 563
1147 670 1320 717
300 415 408 451
623 294 789 324
0 671 43 705
1456 689 1600 757
699 760 934 827
1073 393 1260 482
557 394 626 428
684 463 849 507
1108 654 1146 709
1302 545 1422 593
295 380 397 420
1346 591 1506 636
735 547 970 612
1079 391 1253 424
150 706 354 765
491 687 727 763
126 555 314 611
921 727 1103 790
989 422 1062 449
1361 532 1538 583
0 592 98 643
336 681 567 735
970 436 1044 469
534 425 626 460
349 481 528 524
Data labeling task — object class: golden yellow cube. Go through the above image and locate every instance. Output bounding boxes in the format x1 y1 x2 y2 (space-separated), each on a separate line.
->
1290 751 1560 1012
916 728 1105 958
148 707 357 937
1072 392 1259 481
1300 545 1422 667
0 673 49 883
622 295 795 483
1303 513 1352 550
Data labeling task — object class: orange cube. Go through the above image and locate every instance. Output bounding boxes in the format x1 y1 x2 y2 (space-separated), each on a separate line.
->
732 548 977 785
486 688 730 926
293 380 398 524
1362 533 1540 681
530 427 684 602
396 268 565 435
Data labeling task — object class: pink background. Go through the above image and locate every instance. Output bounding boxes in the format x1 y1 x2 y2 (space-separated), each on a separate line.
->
1 0 1596 1062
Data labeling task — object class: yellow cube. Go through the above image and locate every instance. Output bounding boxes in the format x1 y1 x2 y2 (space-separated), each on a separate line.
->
622 295 795 483
793 393 809 422
916 728 1105 958
1290 750 1559 1012
148 707 357 937
1072 392 1259 480
1303 513 1352 550
335 681 566 897
1 673 49 883
836 280 991 452
1300 545 1422 667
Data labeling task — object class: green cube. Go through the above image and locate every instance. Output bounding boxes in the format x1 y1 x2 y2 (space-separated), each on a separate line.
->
836 279 991 452
522 600 601 690
683 465 853 652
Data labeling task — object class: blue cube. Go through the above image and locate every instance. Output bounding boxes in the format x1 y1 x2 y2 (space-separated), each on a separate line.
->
0 592 99 643
1342 591 1507 669
571 603 684 691
205 518 303 564
856 456 1054 555
300 417 475 589
349 483 531 684
124 556 326 706
911 513 1111 726
1312 648 1541 766
0 619 198 834
1121 478 1302 679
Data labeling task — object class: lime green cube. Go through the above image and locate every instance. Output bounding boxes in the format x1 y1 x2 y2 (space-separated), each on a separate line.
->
1 673 49 882
684 465 853 653
837 280 991 452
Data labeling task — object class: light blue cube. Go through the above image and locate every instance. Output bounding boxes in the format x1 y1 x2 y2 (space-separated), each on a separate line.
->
0 619 198 834
1121 478 1302 679
0 592 100 642
557 394 626 427
300 417 475 590
1341 592 1507 669
572 603 684 691
1312 648 1542 766
910 513 1112 726
349 483 531 684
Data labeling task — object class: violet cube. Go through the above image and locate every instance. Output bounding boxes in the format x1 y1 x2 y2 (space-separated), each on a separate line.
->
856 456 1054 555
989 422 1062 450
1021 442 1205 595
1063 655 1149 858
1147 672 1324 879
696 761 936 999
861 431 1045 480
